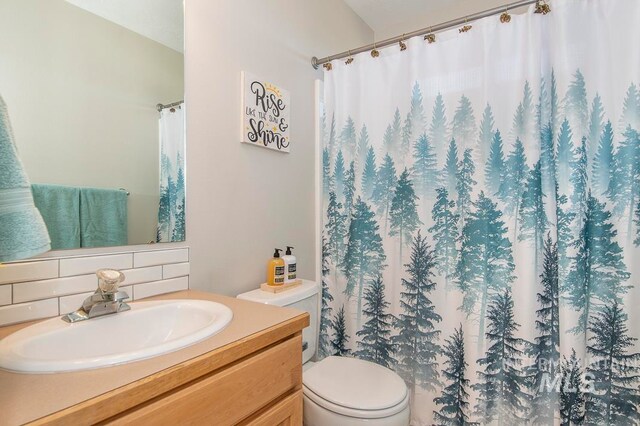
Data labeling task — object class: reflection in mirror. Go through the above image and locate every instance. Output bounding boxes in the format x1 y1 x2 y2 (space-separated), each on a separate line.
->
0 0 185 249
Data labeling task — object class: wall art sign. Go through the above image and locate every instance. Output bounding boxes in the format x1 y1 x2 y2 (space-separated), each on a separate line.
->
241 71 290 153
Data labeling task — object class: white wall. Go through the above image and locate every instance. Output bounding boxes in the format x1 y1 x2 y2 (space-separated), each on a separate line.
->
185 0 372 295
0 0 184 245
373 0 516 40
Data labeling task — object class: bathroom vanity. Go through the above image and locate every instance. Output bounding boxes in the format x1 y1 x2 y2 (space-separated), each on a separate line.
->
0 290 309 425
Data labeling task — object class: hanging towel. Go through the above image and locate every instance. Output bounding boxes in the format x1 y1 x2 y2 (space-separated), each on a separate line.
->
0 96 50 262
79 188 128 247
31 184 81 250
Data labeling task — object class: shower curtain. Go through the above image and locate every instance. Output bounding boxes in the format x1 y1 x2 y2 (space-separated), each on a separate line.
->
157 105 185 242
320 0 640 424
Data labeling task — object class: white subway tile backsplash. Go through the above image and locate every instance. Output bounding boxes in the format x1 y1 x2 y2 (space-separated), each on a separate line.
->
133 277 188 300
60 254 133 277
0 298 59 326
0 285 11 306
121 285 133 301
58 285 132 314
163 262 190 279
121 266 162 286
13 274 98 303
134 249 188 268
58 291 91 315
0 248 188 326
0 260 58 285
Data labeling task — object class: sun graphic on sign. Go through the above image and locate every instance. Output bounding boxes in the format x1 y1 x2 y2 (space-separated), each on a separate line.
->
265 83 281 98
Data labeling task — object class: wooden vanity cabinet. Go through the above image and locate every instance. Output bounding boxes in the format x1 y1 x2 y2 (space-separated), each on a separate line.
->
27 308 309 426
241 390 303 426
107 334 303 425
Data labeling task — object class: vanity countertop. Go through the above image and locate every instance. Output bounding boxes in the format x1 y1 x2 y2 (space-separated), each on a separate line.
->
0 290 309 425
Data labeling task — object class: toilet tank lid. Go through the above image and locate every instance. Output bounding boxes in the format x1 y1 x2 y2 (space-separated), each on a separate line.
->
237 279 319 306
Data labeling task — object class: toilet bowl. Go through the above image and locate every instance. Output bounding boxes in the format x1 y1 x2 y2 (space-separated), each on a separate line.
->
303 356 410 425
237 280 410 426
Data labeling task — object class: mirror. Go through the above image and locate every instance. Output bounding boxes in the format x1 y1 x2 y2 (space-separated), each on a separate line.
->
0 0 185 249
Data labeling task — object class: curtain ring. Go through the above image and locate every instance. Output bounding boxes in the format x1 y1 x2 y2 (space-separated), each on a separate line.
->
371 41 379 58
345 50 354 65
424 27 436 43
459 17 472 33
535 0 551 14
500 7 512 23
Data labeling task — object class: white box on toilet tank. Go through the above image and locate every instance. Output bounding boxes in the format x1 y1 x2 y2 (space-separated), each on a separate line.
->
237 279 318 363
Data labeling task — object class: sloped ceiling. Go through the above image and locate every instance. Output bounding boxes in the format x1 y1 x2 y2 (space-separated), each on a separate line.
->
65 0 184 52
343 0 513 39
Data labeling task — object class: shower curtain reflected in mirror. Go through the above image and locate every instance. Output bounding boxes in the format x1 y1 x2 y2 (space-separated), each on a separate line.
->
320 0 640 424
157 105 185 243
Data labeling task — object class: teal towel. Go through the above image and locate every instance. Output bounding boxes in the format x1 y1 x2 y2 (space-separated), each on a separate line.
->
80 187 128 247
32 184 81 250
0 96 50 262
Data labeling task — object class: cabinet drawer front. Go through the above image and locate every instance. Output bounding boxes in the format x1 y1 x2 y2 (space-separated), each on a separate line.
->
109 335 302 426
242 390 303 426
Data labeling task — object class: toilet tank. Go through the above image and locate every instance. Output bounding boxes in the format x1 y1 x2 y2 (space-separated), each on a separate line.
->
237 280 319 364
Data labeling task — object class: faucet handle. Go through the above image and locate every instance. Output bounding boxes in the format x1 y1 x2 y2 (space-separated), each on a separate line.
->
96 269 125 294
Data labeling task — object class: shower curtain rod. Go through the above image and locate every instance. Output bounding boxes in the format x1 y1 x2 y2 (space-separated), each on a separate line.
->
156 100 184 112
311 0 542 69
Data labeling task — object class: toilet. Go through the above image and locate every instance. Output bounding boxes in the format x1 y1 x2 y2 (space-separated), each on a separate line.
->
237 280 410 426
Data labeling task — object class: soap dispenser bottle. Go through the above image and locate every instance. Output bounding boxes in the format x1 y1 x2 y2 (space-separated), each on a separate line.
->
282 246 297 283
267 248 285 286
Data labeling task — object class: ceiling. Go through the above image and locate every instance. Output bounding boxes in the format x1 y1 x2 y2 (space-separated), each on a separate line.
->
343 0 513 39
65 0 184 53
344 0 450 32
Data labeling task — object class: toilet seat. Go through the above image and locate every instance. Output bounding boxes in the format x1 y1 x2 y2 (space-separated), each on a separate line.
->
304 384 410 419
303 356 409 419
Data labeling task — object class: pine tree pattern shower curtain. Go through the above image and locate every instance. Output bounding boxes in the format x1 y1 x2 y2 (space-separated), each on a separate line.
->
157 106 186 242
320 1 640 424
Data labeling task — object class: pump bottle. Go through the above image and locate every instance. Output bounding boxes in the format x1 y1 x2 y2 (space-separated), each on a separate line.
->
267 248 285 286
282 246 297 283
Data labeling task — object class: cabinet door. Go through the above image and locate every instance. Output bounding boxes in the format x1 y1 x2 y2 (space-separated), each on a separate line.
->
107 335 302 425
243 390 303 426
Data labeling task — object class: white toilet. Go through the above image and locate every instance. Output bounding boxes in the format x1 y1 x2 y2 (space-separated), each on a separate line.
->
237 280 410 426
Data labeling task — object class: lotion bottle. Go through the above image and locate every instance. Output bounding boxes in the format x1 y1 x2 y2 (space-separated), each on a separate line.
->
267 248 285 286
282 246 297 283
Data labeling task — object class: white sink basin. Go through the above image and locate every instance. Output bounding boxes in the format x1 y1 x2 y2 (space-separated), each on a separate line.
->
0 299 233 373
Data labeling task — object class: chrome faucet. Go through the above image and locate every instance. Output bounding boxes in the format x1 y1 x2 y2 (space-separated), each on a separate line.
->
62 269 131 323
